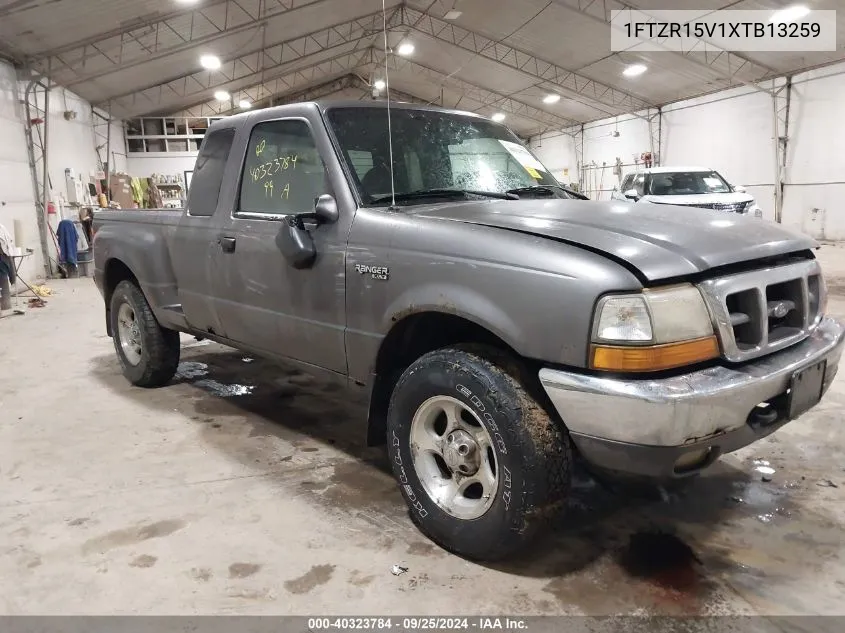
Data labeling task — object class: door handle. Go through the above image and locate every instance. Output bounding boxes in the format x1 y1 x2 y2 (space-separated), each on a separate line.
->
219 237 236 253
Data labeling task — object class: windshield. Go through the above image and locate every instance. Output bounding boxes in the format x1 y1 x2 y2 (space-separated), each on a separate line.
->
326 106 560 206
646 170 732 195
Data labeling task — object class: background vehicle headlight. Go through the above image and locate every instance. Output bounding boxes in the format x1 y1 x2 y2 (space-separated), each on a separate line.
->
591 284 719 372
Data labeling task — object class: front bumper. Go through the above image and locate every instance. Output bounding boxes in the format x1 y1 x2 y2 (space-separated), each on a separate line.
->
540 316 844 478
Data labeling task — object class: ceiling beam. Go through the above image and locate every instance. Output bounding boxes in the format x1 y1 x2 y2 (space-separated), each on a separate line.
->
168 43 573 134
101 13 387 117
173 49 371 118
210 73 432 114
30 0 337 87
397 6 654 116
372 50 578 132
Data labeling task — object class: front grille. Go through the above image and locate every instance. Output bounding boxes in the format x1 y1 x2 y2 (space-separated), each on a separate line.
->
697 259 824 362
683 201 750 213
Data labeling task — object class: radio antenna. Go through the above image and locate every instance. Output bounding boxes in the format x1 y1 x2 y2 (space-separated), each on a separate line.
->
381 0 397 208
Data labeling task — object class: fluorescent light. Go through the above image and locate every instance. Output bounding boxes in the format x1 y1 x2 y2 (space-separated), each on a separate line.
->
175 0 199 4
397 42 415 56
622 63 647 77
491 113 506 122
444 10 462 19
543 94 561 104
200 54 221 70
214 90 230 101
373 79 386 90
239 100 252 109
769 4 810 23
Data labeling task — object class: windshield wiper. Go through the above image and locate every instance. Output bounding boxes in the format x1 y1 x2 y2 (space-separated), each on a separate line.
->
369 188 519 205
506 185 588 200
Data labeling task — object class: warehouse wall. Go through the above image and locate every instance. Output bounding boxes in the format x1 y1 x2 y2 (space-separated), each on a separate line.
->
529 61 845 239
43 87 128 191
783 64 845 240
127 153 198 180
0 61 42 281
0 60 127 281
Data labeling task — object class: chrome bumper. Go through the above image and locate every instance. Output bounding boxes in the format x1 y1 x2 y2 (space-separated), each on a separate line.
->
540 316 844 449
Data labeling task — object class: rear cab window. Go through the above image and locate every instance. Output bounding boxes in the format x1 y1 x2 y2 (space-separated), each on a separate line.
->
187 128 236 216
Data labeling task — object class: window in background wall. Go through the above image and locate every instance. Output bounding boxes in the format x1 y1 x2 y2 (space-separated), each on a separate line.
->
125 116 226 153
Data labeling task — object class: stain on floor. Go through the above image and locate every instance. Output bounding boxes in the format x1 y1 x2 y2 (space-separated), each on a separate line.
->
284 564 336 594
228 562 261 579
129 555 158 568
81 519 187 556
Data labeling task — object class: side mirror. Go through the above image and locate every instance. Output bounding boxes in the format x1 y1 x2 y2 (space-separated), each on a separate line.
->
276 218 316 269
733 184 746 193
274 194 339 269
623 189 640 201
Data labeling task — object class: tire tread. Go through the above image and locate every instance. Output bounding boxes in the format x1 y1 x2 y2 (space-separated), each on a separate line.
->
111 280 180 388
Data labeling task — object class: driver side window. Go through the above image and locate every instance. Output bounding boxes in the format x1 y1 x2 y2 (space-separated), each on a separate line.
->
239 119 327 215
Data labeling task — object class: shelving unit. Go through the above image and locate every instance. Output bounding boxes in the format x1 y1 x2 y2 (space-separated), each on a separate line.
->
125 116 224 153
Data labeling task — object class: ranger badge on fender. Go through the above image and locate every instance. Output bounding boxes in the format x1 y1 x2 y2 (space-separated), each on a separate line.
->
355 264 390 281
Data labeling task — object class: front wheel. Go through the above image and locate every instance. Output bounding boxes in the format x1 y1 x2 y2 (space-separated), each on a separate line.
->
110 280 180 388
386 346 572 561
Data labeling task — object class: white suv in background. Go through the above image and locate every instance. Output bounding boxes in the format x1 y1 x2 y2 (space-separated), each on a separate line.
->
611 166 763 218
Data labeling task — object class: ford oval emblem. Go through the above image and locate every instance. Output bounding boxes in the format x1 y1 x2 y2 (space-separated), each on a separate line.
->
772 302 790 318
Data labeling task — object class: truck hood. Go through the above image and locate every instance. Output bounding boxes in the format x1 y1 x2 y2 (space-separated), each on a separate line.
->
408 199 816 281
640 192 755 205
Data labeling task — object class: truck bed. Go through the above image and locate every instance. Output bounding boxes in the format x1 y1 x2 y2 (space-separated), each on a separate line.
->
95 208 183 226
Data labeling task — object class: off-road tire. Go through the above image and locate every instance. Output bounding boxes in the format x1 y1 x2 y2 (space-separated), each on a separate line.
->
386 345 572 561
110 280 180 388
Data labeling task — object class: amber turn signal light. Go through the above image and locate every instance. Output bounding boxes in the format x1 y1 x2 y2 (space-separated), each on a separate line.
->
590 336 720 372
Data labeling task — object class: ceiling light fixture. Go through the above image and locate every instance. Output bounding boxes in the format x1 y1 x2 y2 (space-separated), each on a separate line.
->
214 90 230 101
444 10 462 20
373 79 386 90
175 0 200 4
622 63 647 77
769 4 810 23
491 113 506 122
239 100 252 109
200 54 221 70
543 94 561 104
396 42 415 56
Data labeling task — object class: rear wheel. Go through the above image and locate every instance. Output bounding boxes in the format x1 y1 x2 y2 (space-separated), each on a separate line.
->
386 346 572 561
110 280 180 387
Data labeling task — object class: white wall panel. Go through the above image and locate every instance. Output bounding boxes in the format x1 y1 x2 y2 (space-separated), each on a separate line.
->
0 61 43 282
662 86 776 220
782 65 845 239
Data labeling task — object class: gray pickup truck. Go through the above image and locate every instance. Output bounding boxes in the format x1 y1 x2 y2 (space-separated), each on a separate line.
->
94 101 843 561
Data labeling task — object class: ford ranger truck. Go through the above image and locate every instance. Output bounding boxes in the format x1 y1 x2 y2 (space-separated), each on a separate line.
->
93 101 844 561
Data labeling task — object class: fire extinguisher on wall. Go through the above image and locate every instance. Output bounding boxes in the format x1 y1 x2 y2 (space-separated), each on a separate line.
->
47 201 57 216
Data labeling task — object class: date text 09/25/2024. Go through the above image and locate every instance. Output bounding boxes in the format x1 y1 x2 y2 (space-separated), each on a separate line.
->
307 618 529 631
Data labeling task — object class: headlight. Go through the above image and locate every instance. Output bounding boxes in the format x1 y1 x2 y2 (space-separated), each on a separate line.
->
591 284 719 372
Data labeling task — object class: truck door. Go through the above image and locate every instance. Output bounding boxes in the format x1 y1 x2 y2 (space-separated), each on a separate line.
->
171 126 237 335
211 112 350 374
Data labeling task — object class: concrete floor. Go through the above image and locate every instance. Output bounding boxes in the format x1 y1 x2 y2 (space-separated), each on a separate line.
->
2 244 845 616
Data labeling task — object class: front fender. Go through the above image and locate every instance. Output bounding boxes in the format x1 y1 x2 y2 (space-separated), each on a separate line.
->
382 283 523 353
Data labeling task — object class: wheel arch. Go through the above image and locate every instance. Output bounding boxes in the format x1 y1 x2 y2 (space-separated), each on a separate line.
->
365 310 528 446
103 258 140 337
